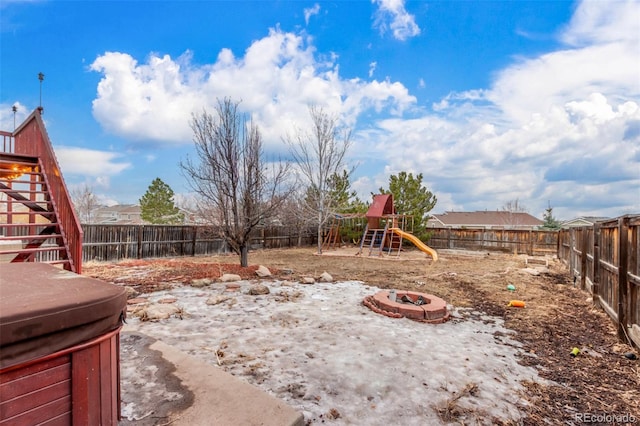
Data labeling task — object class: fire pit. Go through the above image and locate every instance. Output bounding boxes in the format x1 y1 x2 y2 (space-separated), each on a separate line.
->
363 290 450 324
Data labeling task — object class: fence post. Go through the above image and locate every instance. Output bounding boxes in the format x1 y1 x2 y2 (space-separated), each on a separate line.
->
618 216 629 342
580 227 588 291
191 226 197 256
137 225 143 259
593 222 601 306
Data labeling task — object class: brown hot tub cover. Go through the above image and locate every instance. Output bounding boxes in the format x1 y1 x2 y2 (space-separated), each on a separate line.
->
0 263 127 369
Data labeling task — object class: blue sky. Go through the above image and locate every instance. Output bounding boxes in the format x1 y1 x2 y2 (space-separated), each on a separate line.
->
1 0 638 220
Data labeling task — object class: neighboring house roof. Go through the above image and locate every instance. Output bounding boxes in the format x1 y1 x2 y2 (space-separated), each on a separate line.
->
93 204 146 225
561 216 610 227
427 211 543 228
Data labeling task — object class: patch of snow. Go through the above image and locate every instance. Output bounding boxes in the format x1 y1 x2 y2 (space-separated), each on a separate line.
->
121 280 546 425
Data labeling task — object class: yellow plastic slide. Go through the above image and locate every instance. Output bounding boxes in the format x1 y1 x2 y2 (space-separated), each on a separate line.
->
389 228 438 261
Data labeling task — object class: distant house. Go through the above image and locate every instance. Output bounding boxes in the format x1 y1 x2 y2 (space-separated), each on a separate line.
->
427 211 544 230
561 216 609 228
93 204 145 225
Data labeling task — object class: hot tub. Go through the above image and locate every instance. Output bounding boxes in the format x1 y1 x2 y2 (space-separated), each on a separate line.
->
0 263 127 425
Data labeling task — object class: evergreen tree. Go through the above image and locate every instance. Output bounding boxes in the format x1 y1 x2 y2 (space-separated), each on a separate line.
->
379 171 437 233
542 204 562 230
326 170 367 214
139 178 184 224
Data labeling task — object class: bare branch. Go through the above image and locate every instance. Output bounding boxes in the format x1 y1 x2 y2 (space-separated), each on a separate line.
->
284 105 353 253
180 98 292 266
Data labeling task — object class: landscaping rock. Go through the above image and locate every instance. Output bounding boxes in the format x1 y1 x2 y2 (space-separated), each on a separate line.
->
248 284 270 295
220 273 242 282
319 271 333 282
135 304 182 321
124 286 138 298
225 283 241 292
302 277 316 284
255 265 272 277
206 295 231 305
521 268 540 276
191 278 214 287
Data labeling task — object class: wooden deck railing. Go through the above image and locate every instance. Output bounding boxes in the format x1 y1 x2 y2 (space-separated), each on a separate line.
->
0 131 13 153
9 110 83 273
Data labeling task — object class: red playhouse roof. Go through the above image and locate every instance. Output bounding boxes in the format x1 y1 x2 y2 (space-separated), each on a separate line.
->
366 194 395 218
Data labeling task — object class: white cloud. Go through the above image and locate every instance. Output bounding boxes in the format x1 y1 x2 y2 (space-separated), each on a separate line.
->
55 146 131 176
94 176 110 189
368 61 377 78
350 1 640 219
0 102 29 132
304 3 320 25
561 0 639 46
90 28 416 151
372 0 421 41
482 0 639 125
90 51 205 144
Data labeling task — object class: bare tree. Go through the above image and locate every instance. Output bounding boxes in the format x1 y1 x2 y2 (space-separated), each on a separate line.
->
285 106 353 254
70 183 100 224
180 98 291 266
501 198 528 228
273 188 315 247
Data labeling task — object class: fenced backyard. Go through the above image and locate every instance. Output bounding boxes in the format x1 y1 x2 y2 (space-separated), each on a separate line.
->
78 219 639 350
80 224 559 262
558 214 640 350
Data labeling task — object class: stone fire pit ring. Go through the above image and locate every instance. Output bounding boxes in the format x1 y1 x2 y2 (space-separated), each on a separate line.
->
363 290 450 324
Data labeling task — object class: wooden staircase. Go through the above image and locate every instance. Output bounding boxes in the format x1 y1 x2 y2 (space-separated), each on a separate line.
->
0 110 83 273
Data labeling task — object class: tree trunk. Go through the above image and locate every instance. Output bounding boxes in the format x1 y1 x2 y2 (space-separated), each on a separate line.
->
316 210 323 254
240 244 249 267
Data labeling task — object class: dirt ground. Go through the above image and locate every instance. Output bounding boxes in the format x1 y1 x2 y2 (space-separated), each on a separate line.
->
85 246 640 424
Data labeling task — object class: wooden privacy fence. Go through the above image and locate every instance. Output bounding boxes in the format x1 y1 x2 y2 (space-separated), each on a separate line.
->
82 224 559 262
427 227 558 255
558 215 640 349
82 224 317 262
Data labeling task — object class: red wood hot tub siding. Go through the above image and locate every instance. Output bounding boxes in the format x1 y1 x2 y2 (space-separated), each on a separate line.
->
0 328 121 425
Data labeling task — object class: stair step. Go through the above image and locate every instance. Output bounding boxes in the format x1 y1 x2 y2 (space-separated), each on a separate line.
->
0 234 63 241
0 177 45 185
0 189 49 195
0 160 39 169
0 246 66 255
1 223 59 228
42 259 71 266
0 211 56 217
0 199 51 204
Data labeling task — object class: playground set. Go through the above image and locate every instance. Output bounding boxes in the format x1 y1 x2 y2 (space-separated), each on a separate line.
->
321 194 449 323
323 193 438 261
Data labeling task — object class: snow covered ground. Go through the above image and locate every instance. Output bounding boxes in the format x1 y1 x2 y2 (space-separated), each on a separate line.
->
120 279 546 425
